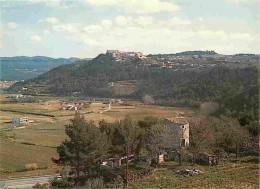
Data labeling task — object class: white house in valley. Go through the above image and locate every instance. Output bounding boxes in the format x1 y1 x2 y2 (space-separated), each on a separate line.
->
11 116 28 124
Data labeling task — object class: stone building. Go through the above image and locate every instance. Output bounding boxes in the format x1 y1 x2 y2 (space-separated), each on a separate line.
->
106 50 145 60
162 117 190 161
163 117 190 149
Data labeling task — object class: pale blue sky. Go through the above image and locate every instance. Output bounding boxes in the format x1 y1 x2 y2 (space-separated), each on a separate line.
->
1 0 259 58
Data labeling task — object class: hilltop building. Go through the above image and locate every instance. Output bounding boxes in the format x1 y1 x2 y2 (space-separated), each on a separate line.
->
106 50 146 60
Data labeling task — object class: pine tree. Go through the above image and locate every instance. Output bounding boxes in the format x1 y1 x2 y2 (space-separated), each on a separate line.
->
119 115 141 188
53 112 108 186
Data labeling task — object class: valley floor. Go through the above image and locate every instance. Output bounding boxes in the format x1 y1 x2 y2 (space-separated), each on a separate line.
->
0 94 193 178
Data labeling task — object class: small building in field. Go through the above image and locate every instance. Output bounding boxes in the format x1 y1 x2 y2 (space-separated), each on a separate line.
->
71 106 78 111
11 116 28 124
66 106 78 111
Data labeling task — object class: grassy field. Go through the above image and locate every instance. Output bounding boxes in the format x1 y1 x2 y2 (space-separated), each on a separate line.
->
0 138 60 178
130 156 259 188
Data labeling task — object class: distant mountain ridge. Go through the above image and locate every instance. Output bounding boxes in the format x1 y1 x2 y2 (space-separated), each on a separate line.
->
175 50 217 56
147 50 218 57
0 56 91 81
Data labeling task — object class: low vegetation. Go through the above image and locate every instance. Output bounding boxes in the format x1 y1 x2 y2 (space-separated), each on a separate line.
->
25 163 38 171
131 157 259 188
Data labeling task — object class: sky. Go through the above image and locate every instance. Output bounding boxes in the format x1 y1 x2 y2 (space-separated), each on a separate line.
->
1 0 260 58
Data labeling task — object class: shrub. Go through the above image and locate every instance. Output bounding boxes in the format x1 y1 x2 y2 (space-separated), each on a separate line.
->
0 168 5 172
50 178 72 188
127 167 154 182
32 183 49 189
25 163 38 171
82 177 104 188
106 175 124 188
200 101 219 115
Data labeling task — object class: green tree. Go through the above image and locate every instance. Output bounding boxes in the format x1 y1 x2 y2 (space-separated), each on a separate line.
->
119 115 141 187
218 116 250 159
189 116 251 163
99 120 125 157
189 116 213 165
53 112 109 186
137 116 165 159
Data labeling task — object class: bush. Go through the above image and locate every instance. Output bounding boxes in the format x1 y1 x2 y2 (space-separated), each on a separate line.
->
106 175 124 188
127 167 154 182
32 183 49 189
200 101 219 115
82 177 104 188
0 168 5 172
100 167 118 183
50 178 72 188
25 163 38 171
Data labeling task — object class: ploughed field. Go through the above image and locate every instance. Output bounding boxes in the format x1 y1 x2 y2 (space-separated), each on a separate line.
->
0 94 192 178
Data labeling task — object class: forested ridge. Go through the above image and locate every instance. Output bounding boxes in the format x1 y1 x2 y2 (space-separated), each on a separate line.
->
8 53 259 119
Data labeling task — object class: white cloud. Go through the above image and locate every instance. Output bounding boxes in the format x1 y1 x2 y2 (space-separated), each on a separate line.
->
53 24 79 33
46 17 58 24
171 17 191 25
30 34 42 43
229 32 254 41
43 29 50 34
78 34 100 46
115 15 133 26
8 22 18 29
0 29 4 49
85 0 116 6
197 30 255 42
101 19 112 28
123 0 180 14
198 17 204 22
137 16 154 26
28 0 46 3
198 30 228 40
27 0 61 7
84 25 103 33
85 0 180 14
38 17 59 24
46 0 61 6
227 0 259 4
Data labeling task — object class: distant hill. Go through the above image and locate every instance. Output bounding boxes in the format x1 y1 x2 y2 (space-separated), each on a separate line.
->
147 50 218 57
0 56 91 80
8 52 258 100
